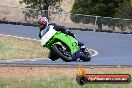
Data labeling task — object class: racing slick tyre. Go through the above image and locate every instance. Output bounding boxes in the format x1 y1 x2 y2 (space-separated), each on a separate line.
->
80 48 91 61
51 45 73 62
48 52 59 61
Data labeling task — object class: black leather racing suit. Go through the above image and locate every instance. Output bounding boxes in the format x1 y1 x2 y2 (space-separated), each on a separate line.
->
39 24 75 39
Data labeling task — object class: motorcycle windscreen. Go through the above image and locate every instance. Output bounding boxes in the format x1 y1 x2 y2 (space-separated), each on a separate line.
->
41 25 57 46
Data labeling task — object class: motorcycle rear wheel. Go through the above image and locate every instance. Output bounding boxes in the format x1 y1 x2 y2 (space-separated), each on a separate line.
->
80 55 91 61
80 48 91 61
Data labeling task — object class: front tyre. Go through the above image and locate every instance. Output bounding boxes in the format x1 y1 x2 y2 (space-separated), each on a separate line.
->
51 45 73 62
48 52 59 61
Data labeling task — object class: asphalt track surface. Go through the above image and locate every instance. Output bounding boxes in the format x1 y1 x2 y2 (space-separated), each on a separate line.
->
0 24 132 65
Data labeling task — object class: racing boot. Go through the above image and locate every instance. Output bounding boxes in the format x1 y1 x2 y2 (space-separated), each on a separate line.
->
79 44 90 55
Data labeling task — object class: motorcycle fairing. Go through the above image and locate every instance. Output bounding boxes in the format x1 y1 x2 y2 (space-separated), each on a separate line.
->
41 25 57 46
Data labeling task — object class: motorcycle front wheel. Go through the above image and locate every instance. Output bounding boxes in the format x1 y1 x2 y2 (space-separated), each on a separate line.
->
48 51 59 61
51 45 73 62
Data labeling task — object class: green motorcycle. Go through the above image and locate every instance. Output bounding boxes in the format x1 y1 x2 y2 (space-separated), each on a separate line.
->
41 25 91 62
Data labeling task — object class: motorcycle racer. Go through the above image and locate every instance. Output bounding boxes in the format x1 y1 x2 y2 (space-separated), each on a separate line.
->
38 16 84 46
38 16 90 61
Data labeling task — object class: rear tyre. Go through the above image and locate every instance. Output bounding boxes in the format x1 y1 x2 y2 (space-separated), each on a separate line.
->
80 55 91 61
51 45 73 62
80 48 91 62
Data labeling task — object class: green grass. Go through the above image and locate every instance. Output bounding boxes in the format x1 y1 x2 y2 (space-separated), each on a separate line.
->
0 36 49 60
0 75 131 88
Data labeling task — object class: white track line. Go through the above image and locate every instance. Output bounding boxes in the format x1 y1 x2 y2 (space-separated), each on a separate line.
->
0 58 48 63
89 49 99 57
0 34 40 41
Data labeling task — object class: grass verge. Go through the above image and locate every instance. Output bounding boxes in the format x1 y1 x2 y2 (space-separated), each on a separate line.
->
0 67 132 88
0 75 131 88
0 35 49 60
